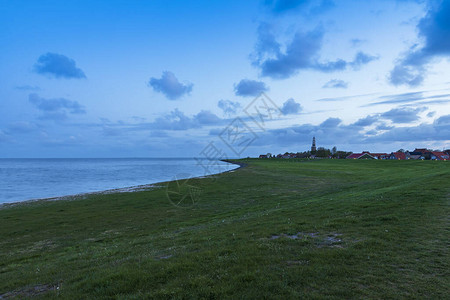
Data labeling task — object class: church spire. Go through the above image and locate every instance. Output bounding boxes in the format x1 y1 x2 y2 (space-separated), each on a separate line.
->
311 136 317 152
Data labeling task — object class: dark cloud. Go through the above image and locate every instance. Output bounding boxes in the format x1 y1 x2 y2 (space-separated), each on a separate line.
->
148 71 193 100
389 1 450 86
375 123 394 131
28 93 86 120
281 98 302 115
218 99 241 116
366 116 450 143
350 52 379 70
389 64 425 87
234 79 269 97
34 53 86 79
435 114 450 125
252 23 281 64
320 117 341 128
315 59 347 72
253 27 322 78
15 85 41 91
252 26 377 79
380 107 425 123
264 0 335 15
322 79 348 88
352 115 379 127
250 113 450 150
195 110 222 125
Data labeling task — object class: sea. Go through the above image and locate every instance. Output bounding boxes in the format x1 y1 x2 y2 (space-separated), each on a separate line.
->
0 158 239 204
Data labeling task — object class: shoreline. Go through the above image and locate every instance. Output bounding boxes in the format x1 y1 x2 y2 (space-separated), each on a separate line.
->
0 160 243 209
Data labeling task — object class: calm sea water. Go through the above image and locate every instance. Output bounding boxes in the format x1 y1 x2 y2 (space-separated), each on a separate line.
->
0 158 238 204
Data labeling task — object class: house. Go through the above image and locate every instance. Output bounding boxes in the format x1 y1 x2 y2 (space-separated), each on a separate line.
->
281 152 298 159
346 151 376 159
429 151 449 161
259 153 273 159
406 151 422 160
389 152 407 160
414 148 429 155
371 153 389 160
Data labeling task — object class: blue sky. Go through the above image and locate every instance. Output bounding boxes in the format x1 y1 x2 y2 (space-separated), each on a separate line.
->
0 0 449 158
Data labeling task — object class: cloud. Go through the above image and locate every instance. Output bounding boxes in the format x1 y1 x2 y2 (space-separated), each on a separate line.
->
34 53 86 79
389 1 450 86
148 71 193 100
350 52 379 70
195 110 222 125
234 79 269 97
281 98 302 115
352 115 379 127
389 64 425 87
218 99 241 116
150 109 196 130
15 85 41 91
320 117 342 128
375 123 393 131
380 107 425 123
366 91 450 106
252 26 377 79
28 93 86 120
249 113 450 151
366 116 450 143
253 27 322 79
0 129 8 142
150 109 222 130
350 38 366 47
322 79 348 88
371 91 424 105
435 114 450 125
6 121 37 134
264 0 335 15
427 111 436 118
315 92 378 102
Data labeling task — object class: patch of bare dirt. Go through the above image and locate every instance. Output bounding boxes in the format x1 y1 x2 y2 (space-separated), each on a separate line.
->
270 232 345 248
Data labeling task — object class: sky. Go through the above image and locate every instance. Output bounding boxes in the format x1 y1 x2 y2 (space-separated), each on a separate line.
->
0 0 449 158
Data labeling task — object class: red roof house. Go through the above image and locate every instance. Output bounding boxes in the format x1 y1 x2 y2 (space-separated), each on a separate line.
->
390 152 407 160
430 151 449 161
346 151 376 159
414 148 429 154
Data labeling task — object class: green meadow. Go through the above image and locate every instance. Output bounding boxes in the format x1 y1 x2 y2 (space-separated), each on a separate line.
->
1 159 449 299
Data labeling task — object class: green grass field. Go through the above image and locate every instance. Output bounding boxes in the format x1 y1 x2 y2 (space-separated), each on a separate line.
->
1 159 449 299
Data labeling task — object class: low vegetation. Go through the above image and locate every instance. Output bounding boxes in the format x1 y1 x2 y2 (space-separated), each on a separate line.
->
1 159 449 298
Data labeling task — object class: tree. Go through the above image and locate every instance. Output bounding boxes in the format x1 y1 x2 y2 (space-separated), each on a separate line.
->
332 146 337 154
316 147 331 158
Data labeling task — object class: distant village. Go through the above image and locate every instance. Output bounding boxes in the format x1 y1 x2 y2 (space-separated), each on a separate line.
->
259 137 450 161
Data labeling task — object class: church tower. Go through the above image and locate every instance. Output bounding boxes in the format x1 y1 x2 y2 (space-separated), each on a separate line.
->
311 137 317 152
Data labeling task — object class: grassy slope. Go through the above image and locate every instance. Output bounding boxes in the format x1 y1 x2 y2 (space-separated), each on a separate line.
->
0 159 449 299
